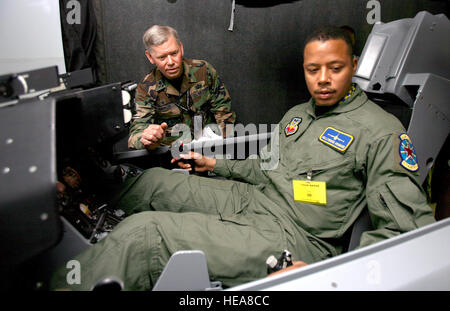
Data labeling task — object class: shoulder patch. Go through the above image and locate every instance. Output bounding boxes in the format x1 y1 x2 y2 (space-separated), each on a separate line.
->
284 117 302 136
319 127 354 153
399 133 419 172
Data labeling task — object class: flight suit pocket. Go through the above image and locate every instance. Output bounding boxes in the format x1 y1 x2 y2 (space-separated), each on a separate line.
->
289 155 359 202
198 177 250 218
288 155 354 180
378 178 421 231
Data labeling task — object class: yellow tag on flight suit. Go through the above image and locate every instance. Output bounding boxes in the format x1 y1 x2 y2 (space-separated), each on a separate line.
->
293 180 327 205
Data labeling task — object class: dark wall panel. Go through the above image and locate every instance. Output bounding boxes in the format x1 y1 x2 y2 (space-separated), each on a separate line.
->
97 0 448 125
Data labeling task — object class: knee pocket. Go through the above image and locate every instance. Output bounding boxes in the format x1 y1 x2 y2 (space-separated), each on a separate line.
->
197 177 251 216
117 212 175 288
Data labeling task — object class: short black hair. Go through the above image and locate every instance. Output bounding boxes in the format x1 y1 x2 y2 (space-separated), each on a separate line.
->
304 26 354 56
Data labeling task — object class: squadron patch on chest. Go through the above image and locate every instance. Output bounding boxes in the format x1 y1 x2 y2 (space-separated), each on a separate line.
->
319 127 354 153
399 133 419 172
284 117 302 137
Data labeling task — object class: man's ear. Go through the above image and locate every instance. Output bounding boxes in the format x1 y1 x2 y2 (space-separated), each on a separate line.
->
179 42 184 58
145 50 156 65
352 55 358 75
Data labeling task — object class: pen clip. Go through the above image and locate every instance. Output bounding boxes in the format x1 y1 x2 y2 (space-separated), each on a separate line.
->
307 168 313 181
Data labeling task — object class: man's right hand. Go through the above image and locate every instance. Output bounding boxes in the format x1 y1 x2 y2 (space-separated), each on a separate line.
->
140 122 168 150
171 151 216 173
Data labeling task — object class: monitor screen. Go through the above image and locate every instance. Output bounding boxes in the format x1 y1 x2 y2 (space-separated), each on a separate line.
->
0 0 66 75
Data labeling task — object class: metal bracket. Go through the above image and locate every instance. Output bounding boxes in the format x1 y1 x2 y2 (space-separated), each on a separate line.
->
153 250 222 291
228 0 236 31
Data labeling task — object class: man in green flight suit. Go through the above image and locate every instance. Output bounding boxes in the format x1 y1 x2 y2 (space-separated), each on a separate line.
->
51 26 435 290
128 25 236 150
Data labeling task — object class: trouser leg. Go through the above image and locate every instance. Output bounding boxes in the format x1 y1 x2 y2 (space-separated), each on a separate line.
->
115 167 251 216
50 168 329 290
51 208 289 291
50 213 158 291
113 167 332 270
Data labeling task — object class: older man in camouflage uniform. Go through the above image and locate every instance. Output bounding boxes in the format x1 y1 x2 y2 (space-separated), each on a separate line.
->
128 25 235 150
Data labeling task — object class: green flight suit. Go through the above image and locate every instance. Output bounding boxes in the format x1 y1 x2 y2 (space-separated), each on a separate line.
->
128 58 236 149
51 85 435 291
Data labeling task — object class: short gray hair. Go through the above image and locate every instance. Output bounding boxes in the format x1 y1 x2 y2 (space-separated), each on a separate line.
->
142 25 181 52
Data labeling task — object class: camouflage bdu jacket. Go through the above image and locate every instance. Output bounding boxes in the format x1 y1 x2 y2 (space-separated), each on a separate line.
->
128 58 236 149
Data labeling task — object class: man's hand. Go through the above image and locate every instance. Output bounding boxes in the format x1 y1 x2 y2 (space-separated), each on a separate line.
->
267 261 308 277
171 151 216 173
140 122 168 150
